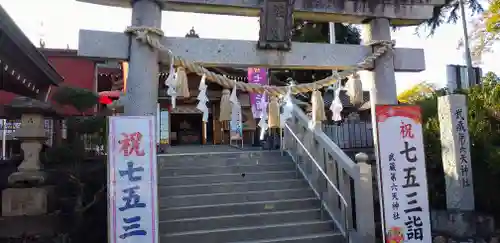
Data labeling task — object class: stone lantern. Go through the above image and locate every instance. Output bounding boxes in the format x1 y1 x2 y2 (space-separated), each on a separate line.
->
0 97 60 239
4 96 58 185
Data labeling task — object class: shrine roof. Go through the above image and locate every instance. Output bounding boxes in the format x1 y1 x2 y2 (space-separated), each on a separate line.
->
4 96 59 118
0 5 63 98
39 48 78 57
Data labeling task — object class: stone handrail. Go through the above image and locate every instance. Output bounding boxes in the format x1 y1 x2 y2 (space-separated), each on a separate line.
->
282 103 376 243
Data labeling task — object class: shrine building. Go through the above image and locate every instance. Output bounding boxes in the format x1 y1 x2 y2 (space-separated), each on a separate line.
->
96 28 264 147
0 5 63 112
103 63 257 146
0 5 65 159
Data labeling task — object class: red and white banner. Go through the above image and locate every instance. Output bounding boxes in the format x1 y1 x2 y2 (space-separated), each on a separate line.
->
375 105 431 243
108 116 158 243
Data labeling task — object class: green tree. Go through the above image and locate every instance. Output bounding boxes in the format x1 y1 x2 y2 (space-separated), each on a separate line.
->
397 81 436 103
51 85 106 150
485 0 500 33
272 22 361 85
45 86 108 243
289 21 361 83
52 85 99 114
271 22 361 103
421 0 484 35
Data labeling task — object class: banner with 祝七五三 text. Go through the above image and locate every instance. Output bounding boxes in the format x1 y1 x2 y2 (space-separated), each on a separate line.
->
107 116 158 243
247 67 268 119
375 105 431 243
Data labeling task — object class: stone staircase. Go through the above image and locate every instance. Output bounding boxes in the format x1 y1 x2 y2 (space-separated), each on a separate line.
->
157 150 345 243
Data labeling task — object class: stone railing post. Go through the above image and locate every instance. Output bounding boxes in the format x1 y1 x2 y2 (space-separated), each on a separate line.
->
353 152 376 243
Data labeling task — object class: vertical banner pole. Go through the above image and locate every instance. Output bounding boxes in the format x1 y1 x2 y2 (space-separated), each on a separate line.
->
1 119 6 159
156 103 160 146
202 121 207 145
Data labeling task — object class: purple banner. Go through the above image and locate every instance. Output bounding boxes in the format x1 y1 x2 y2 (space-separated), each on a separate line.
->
247 67 268 118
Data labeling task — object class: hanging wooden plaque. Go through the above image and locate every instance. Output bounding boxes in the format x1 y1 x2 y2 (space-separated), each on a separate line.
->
257 0 294 51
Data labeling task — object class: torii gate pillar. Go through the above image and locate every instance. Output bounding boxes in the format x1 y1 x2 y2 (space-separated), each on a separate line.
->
363 18 398 105
125 0 161 116
362 18 397 243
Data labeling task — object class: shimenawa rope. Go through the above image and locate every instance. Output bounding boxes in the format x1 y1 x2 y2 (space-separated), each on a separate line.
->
124 26 394 96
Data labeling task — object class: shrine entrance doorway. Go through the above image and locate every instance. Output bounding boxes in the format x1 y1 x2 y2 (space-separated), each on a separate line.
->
171 113 202 145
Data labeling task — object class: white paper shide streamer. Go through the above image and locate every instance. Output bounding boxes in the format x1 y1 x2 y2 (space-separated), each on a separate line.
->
330 87 344 122
165 58 178 108
258 94 269 140
280 87 293 127
229 86 242 137
196 74 209 122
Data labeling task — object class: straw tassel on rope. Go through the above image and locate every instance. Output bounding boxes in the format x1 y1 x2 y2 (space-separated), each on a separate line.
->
268 96 280 129
175 67 190 98
311 90 326 123
219 89 232 122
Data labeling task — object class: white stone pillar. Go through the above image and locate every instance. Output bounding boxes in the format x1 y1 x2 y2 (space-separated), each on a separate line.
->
438 94 474 211
363 18 398 243
362 18 398 105
125 0 162 116
354 152 375 243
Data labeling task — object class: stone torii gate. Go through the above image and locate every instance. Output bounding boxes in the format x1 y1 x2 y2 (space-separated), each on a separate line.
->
77 1 443 241
77 0 442 117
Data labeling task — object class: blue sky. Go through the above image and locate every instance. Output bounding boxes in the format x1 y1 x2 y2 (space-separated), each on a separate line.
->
1 0 497 93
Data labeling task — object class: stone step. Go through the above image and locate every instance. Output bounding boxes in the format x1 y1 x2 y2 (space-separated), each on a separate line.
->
161 221 336 243
159 163 296 177
155 149 344 243
234 233 345 243
158 151 286 168
159 179 308 196
160 209 323 234
159 171 299 186
159 198 320 220
160 188 315 208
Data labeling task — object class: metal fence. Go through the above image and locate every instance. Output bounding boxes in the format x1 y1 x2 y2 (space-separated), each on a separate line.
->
322 121 374 149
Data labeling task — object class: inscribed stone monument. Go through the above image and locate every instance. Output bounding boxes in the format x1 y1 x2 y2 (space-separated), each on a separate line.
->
438 94 474 211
